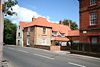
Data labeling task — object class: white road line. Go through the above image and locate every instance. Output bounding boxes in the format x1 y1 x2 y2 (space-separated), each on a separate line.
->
17 50 29 53
34 54 55 60
68 62 86 67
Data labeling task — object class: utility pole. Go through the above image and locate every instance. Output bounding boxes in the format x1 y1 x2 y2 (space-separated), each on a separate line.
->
0 0 4 65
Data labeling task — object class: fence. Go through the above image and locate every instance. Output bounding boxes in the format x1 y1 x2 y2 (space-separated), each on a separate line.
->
71 43 100 53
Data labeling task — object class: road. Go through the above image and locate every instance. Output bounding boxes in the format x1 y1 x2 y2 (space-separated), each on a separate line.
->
3 46 100 67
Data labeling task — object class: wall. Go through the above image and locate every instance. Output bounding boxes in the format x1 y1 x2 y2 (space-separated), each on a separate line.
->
34 26 52 46
16 26 23 47
79 0 100 43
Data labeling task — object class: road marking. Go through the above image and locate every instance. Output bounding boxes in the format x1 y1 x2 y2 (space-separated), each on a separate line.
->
68 62 86 67
34 54 55 60
17 50 29 53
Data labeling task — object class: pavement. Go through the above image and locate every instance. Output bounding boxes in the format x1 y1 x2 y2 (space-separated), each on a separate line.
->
3 45 100 67
0 58 14 67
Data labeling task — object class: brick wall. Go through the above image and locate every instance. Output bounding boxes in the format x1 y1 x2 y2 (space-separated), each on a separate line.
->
23 28 27 47
34 26 52 46
79 0 100 43
30 27 35 47
23 26 52 48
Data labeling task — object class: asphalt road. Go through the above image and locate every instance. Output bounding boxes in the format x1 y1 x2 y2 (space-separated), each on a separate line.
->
3 46 100 67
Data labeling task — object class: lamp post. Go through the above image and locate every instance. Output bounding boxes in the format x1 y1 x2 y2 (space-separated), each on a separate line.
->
0 0 4 65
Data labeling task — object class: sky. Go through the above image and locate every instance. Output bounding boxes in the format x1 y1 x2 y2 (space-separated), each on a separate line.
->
6 0 79 26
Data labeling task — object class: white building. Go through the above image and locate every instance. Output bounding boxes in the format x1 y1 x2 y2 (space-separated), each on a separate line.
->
16 22 27 47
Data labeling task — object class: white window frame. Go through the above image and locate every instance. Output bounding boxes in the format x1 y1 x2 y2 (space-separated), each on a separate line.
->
90 12 96 25
90 0 96 6
27 27 30 35
42 39 46 45
27 36 30 46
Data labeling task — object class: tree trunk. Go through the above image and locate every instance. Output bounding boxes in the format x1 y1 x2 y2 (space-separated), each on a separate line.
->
0 0 3 65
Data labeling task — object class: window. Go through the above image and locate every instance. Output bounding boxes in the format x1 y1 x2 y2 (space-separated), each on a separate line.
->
91 37 98 44
90 12 96 25
27 27 30 32
18 33 20 37
52 31 57 36
43 27 46 34
27 36 30 46
19 26 20 29
27 27 30 35
18 40 20 46
43 39 46 44
90 0 96 6
61 33 65 37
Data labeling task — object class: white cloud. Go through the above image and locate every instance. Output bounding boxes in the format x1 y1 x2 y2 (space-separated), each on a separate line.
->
44 16 59 23
5 5 42 24
5 5 59 24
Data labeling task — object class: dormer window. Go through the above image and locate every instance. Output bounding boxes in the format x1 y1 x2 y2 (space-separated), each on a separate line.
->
90 0 96 6
61 33 65 37
52 31 57 36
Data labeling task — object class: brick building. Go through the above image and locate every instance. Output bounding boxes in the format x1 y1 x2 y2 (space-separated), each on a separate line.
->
16 17 79 50
79 0 100 44
19 17 71 49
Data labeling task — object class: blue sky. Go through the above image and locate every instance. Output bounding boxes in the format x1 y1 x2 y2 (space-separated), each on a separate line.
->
7 0 79 26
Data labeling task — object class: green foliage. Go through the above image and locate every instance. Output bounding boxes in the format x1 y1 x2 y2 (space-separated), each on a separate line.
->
4 18 17 45
59 19 78 30
3 0 18 16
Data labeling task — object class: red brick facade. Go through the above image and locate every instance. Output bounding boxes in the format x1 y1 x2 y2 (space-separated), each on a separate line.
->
79 0 100 43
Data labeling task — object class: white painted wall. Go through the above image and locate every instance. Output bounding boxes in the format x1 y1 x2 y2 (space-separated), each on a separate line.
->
16 25 23 47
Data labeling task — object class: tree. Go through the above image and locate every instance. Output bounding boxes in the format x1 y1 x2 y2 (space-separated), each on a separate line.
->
4 18 16 45
59 19 78 30
0 0 17 64
3 0 18 16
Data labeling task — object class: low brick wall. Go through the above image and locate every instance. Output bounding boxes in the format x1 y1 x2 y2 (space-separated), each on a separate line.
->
33 45 70 51
50 46 60 51
60 46 70 51
34 45 50 50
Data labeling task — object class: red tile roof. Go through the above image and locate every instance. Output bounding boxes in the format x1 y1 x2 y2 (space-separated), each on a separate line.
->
19 22 28 29
25 17 52 27
20 17 79 37
19 17 80 42
68 30 79 36
20 17 71 36
50 23 71 36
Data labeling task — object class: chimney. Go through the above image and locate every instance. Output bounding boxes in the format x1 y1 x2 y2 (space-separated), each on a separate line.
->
32 16 36 21
32 18 36 21
59 20 62 24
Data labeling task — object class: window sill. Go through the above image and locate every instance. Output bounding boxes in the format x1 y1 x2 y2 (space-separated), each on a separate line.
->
90 4 97 7
88 24 97 28
42 34 47 36
88 4 97 9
